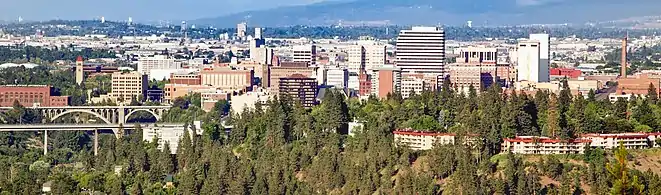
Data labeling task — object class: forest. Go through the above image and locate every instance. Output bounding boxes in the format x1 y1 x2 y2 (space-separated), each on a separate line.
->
1 72 661 194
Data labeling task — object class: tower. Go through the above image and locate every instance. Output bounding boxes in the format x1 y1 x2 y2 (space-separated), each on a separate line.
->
621 34 628 78
75 56 84 85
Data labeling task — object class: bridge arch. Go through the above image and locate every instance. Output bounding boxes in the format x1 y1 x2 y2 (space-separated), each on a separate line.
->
125 109 161 123
50 110 113 124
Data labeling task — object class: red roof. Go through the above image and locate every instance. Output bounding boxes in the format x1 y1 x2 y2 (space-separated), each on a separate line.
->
76 56 83 62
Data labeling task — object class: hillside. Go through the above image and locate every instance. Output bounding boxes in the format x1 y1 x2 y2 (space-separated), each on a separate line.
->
194 0 661 27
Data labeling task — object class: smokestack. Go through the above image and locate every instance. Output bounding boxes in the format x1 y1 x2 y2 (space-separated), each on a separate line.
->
621 33 628 78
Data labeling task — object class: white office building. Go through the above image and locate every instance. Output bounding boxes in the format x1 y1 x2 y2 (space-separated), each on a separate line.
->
326 66 349 89
400 76 425 98
517 40 549 82
137 55 181 75
347 41 387 73
396 26 446 75
529 34 550 82
292 45 317 65
142 122 202 154
237 23 247 39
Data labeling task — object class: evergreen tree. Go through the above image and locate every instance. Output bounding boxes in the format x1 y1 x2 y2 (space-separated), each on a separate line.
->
647 83 658 104
607 143 644 195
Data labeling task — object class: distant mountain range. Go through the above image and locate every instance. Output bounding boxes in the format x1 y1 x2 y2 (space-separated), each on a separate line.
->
193 0 661 27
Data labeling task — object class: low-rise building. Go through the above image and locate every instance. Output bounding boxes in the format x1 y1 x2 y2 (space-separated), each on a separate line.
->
502 136 591 154
0 85 69 107
142 122 202 154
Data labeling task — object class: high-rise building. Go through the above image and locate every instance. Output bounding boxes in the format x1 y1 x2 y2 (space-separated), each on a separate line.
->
109 71 149 103
237 23 247 39
347 42 387 73
449 47 499 93
278 74 318 108
528 34 550 82
137 55 180 75
269 65 317 91
517 40 549 82
371 64 402 98
326 66 349 89
75 56 84 85
395 26 446 75
255 27 263 39
292 45 317 65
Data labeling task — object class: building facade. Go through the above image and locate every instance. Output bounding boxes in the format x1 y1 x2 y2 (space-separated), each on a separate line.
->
200 67 253 91
137 55 180 75
449 47 499 94
0 85 69 107
269 66 317 91
517 40 549 82
347 42 387 72
395 26 446 75
278 74 318 108
371 65 402 98
170 73 201 85
326 66 349 89
292 45 317 65
109 71 149 103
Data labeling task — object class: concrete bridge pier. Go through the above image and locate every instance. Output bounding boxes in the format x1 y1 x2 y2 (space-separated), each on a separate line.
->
43 130 48 156
94 129 99 156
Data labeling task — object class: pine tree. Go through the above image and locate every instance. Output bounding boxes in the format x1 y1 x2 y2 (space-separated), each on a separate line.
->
129 181 143 195
177 128 192 171
544 94 561 138
607 143 644 195
647 83 658 104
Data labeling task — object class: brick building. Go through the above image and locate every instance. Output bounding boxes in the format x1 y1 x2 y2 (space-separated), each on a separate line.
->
200 67 254 91
169 73 201 85
0 85 69 107
615 74 660 96
550 68 582 79
278 74 318 108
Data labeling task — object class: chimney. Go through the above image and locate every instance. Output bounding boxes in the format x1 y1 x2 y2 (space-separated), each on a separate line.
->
621 34 628 78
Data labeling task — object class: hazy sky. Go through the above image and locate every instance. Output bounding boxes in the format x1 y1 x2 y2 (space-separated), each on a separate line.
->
0 0 329 22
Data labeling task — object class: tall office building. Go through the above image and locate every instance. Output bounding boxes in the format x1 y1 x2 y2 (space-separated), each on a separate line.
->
347 42 386 73
449 47 499 94
395 26 446 75
371 64 402 98
75 56 84 85
517 40 549 82
528 34 550 82
292 45 317 65
237 23 247 39
255 27 263 39
109 71 149 103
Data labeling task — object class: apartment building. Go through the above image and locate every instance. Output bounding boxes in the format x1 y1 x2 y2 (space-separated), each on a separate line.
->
278 74 318 108
269 66 317 92
502 136 591 154
142 123 202 154
109 71 149 103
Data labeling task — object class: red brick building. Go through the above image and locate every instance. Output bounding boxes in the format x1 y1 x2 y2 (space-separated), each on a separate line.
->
0 85 69 107
169 73 201 85
358 71 372 96
550 68 581 79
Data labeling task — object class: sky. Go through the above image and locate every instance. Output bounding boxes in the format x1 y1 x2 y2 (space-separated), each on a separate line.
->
0 0 329 22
